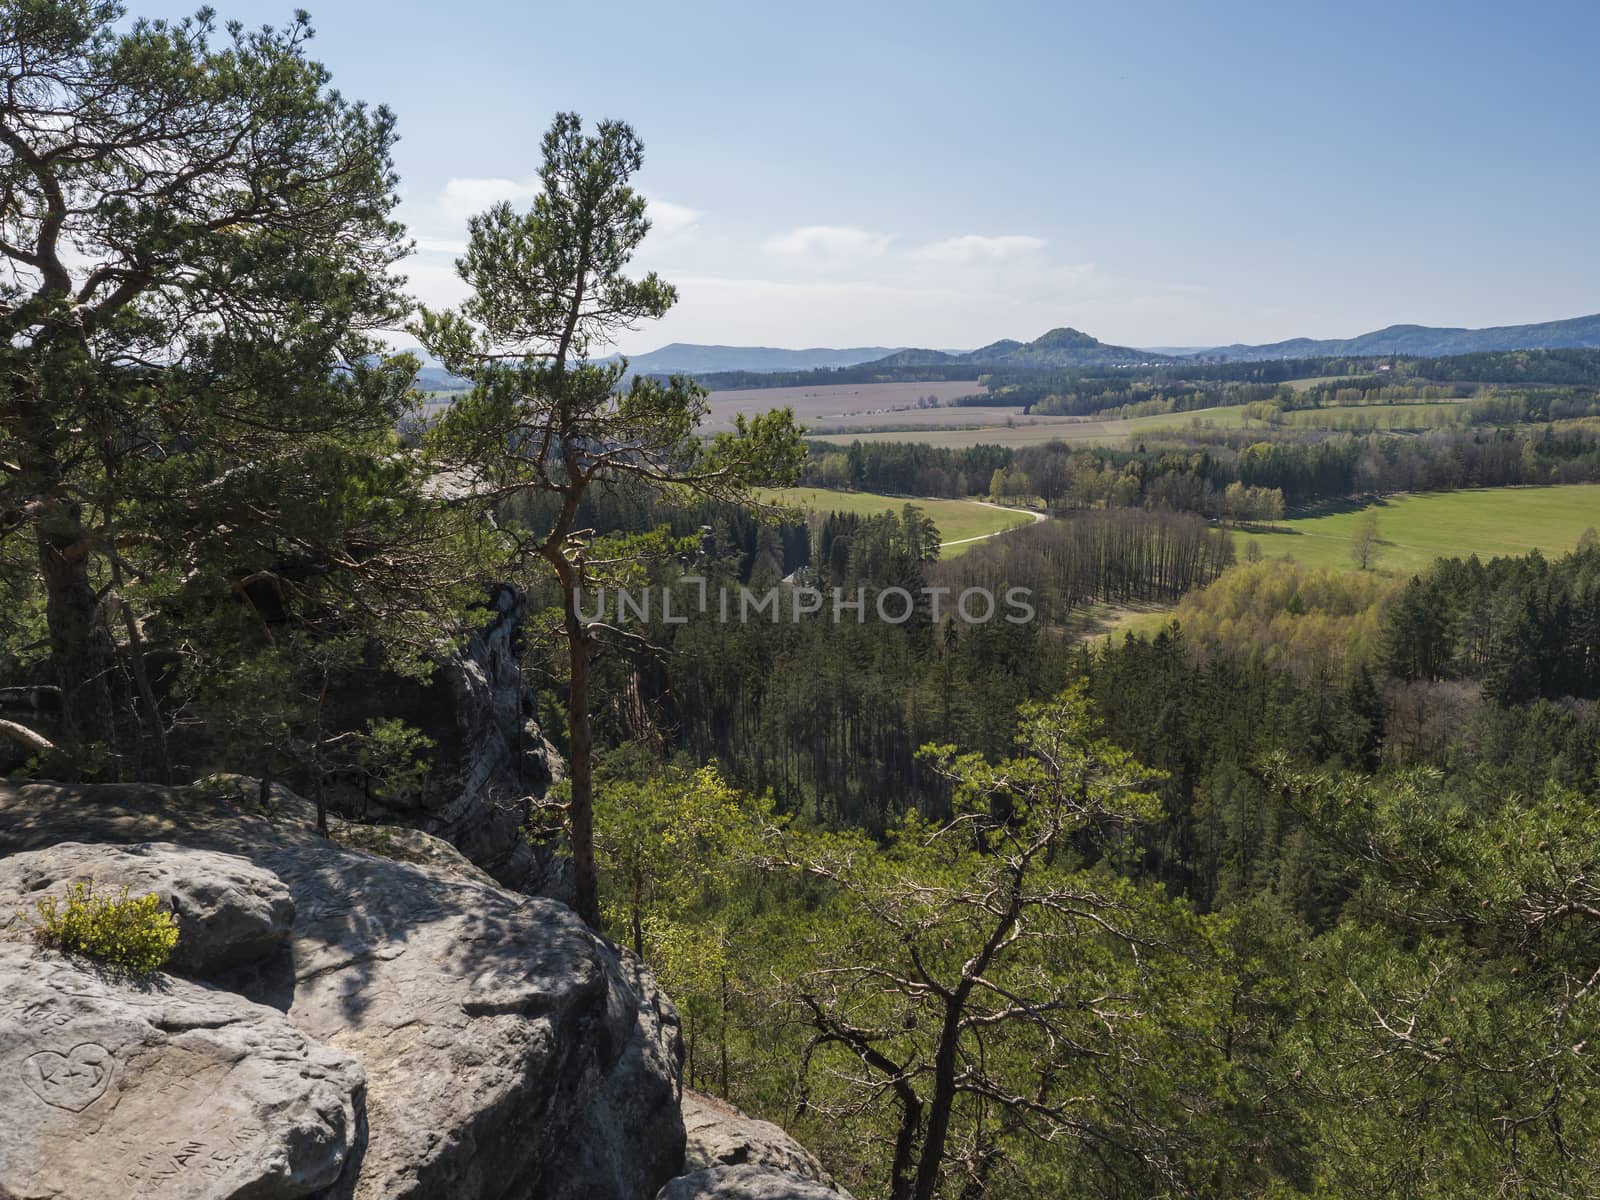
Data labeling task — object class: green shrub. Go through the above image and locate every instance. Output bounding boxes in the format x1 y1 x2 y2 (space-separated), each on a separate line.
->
32 882 179 975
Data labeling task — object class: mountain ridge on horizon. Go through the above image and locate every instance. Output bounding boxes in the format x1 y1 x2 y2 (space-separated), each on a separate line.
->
616 311 1600 374
406 312 1600 390
602 342 908 375
1198 311 1600 360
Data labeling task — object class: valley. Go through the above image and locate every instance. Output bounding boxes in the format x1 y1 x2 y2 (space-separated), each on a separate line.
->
7 6 1600 1198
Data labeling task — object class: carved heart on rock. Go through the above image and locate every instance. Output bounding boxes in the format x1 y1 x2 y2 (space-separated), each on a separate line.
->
23 1043 115 1112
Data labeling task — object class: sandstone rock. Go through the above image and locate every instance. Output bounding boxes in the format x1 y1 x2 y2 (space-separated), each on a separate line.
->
0 840 294 976
682 1090 842 1188
657 1165 845 1200
0 943 364 1200
230 849 672 1200
547 950 687 1200
317 583 565 894
0 779 685 1200
326 817 498 885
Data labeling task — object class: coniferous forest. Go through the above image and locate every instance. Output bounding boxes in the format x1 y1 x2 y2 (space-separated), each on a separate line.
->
4 4 1600 1199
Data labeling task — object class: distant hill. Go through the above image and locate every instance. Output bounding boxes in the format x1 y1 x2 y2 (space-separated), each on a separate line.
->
399 344 903 392
414 364 470 392
607 316 1600 372
872 328 1171 370
608 343 904 375
403 313 1600 394
1202 313 1600 361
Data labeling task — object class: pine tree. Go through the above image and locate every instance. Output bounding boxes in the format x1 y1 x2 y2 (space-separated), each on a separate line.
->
417 113 804 928
1 2 462 767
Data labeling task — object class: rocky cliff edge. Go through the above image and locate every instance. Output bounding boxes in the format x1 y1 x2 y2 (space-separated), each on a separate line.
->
0 777 850 1200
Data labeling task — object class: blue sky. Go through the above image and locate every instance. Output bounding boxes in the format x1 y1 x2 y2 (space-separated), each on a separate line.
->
158 0 1598 351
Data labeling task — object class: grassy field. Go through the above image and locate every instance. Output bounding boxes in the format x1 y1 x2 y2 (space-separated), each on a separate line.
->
1129 405 1253 436
805 394 1483 449
1241 485 1600 574
801 394 1474 451
842 404 1256 449
1283 375 1348 393
704 381 987 433
802 406 1034 435
1066 600 1180 643
761 488 1036 553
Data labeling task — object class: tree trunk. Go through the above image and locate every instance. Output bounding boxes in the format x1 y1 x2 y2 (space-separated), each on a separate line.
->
118 597 170 783
110 551 172 784
20 363 115 753
719 967 730 1095
313 670 331 838
685 1011 697 1090
632 869 645 957
37 514 115 748
887 1086 923 1200
0 719 55 755
911 1003 963 1200
566 603 601 928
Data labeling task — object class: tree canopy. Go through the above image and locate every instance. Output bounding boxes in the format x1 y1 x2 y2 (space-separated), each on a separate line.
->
1 0 474 774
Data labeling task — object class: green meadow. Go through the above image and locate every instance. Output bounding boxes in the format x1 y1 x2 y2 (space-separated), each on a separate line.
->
1241 485 1600 574
761 488 1036 553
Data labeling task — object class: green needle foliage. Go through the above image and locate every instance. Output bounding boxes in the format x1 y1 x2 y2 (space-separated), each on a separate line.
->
1267 758 1600 1196
1 1 484 780
598 691 1295 1200
416 111 805 928
590 756 788 1099
761 688 1224 1200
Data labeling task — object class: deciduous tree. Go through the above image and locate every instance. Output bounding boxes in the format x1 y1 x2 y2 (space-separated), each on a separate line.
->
765 688 1230 1200
1350 511 1382 570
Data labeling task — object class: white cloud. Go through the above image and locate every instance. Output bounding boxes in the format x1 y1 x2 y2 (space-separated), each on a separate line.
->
390 180 1211 351
1036 261 1097 288
912 234 1047 263
606 260 1211 354
419 183 697 253
391 255 468 312
643 196 701 238
440 175 540 223
763 225 894 264
413 237 467 256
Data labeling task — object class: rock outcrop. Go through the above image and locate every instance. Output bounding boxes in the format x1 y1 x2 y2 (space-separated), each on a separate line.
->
319 583 567 896
681 1091 845 1189
0 777 683 1200
657 1165 844 1200
0 943 365 1200
2 585 567 895
557 953 689 1199
0 840 294 976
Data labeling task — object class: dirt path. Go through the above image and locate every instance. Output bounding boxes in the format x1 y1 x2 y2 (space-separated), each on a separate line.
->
939 502 1047 549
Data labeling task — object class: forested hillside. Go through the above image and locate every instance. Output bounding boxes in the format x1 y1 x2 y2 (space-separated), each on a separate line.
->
4 6 1600 1199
